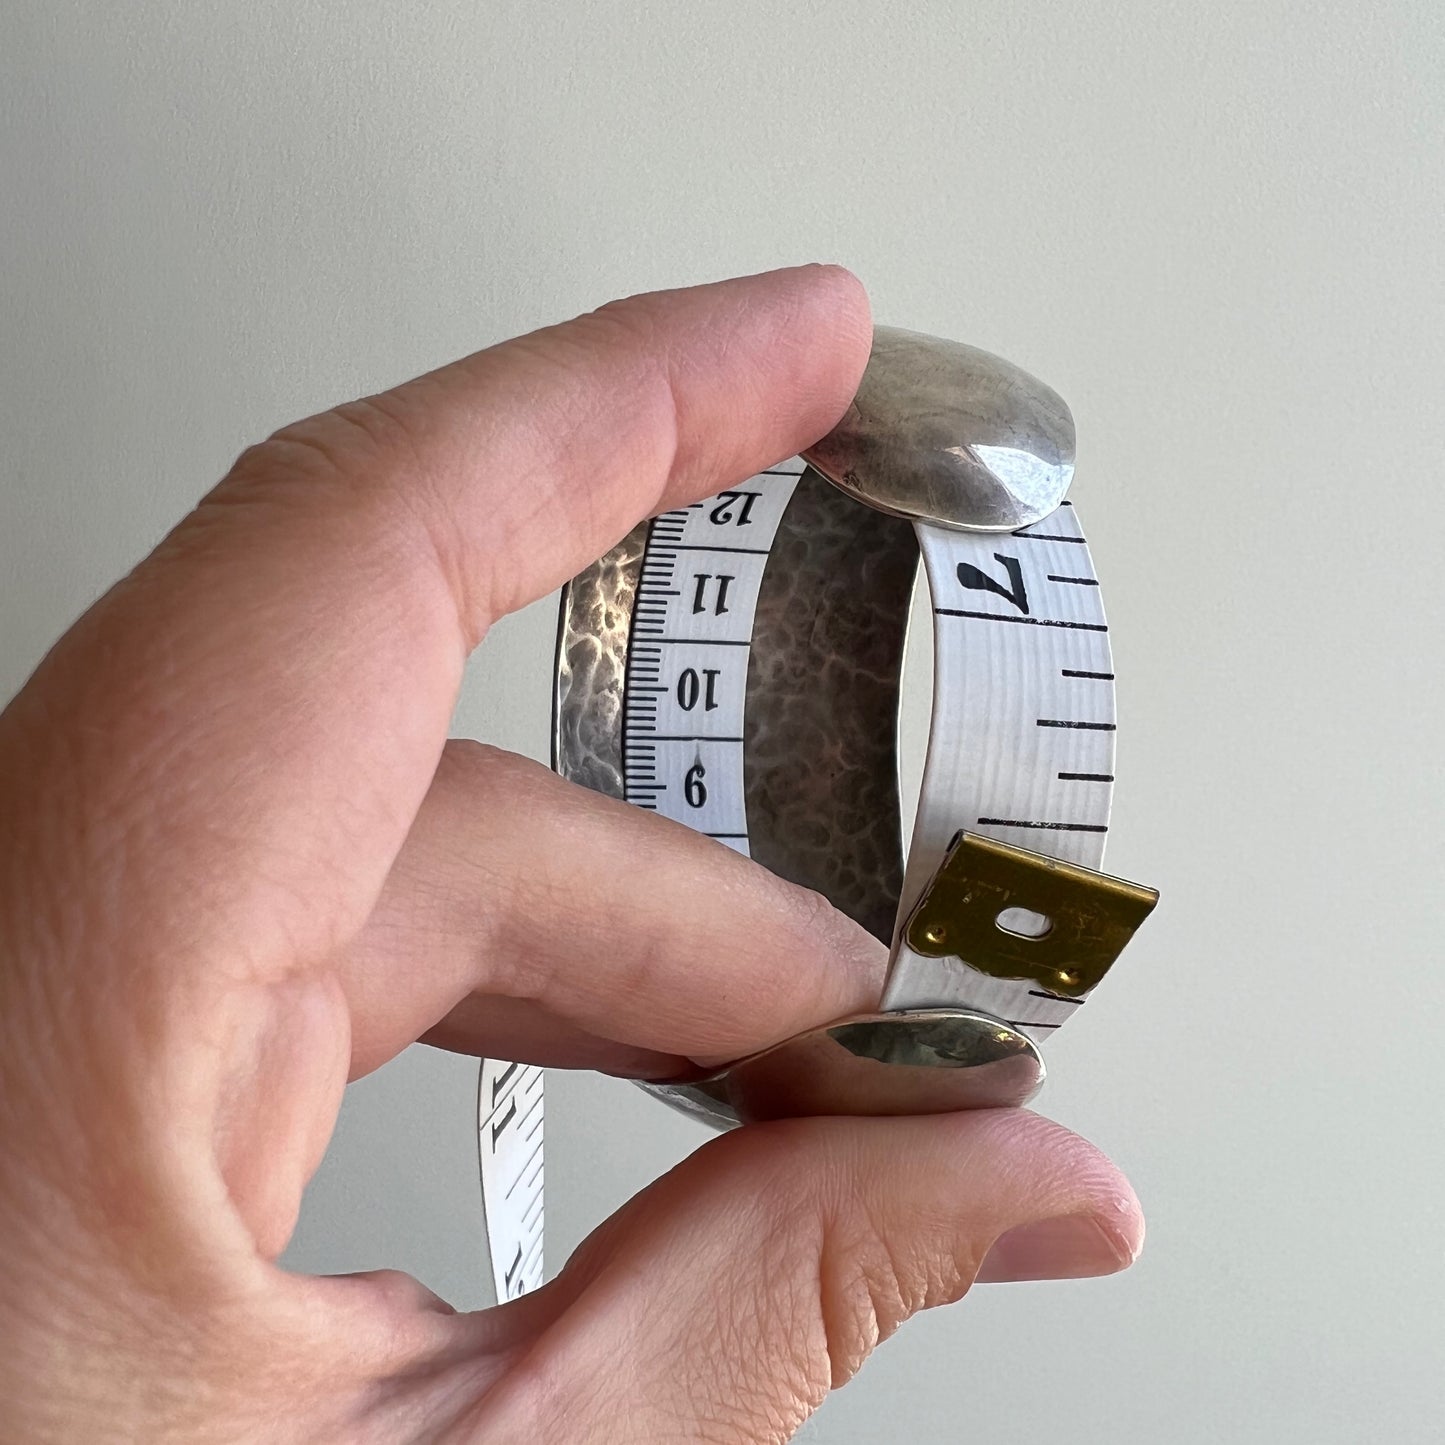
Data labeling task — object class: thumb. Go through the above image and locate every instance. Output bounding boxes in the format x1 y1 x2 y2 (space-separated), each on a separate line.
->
465 1109 1143 1443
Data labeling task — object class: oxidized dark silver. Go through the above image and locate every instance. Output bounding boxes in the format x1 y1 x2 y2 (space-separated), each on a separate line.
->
743 468 916 945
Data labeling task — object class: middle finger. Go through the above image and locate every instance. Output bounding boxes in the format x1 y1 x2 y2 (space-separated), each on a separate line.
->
338 741 887 1077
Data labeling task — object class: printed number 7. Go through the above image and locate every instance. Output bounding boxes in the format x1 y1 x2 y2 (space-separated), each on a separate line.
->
956 553 1029 615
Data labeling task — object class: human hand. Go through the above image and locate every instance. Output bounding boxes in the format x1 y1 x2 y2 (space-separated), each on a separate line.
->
0 266 1143 1443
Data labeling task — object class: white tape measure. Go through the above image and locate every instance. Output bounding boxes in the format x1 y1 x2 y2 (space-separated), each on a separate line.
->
478 1058 544 1300
479 328 1158 1302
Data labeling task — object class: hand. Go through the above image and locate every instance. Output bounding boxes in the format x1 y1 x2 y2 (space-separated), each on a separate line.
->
0 266 1142 1443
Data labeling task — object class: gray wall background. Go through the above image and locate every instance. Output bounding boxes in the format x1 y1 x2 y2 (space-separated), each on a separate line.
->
4 3 1443 1440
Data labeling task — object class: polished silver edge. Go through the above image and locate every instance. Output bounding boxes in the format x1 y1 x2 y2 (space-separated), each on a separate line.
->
643 1007 1047 1131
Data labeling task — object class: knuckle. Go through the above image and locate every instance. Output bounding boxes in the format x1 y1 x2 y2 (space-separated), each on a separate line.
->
217 396 489 638
276 395 414 476
543 301 680 472
784 882 838 934
815 1200 967 1388
773 880 886 1008
222 394 422 515
693 1126 940 1398
734 1122 976 1392
434 738 520 792
580 295 667 357
769 881 849 959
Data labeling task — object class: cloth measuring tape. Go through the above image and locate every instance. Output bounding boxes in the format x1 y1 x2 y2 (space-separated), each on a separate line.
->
480 328 1159 1303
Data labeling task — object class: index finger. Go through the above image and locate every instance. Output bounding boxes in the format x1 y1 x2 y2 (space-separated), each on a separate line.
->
2 267 871 987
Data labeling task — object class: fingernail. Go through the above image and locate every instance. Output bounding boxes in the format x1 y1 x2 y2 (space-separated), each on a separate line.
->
975 1214 1139 1284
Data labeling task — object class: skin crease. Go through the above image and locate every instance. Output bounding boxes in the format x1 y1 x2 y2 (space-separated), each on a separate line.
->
0 267 1144 1444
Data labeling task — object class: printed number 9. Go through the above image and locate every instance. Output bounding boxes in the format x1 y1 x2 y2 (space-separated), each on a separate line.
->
684 761 707 808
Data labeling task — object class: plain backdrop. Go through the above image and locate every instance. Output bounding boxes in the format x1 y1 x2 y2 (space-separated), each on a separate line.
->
4 3 1443 1441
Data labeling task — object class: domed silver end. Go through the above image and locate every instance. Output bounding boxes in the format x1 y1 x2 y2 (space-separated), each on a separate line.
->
640 1007 1046 1132
802 327 1075 533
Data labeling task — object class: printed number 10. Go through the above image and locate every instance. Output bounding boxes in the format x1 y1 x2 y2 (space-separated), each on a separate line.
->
677 667 721 712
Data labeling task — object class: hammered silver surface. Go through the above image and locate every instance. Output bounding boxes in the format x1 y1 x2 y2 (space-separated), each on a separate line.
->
742 468 917 944
551 522 648 799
